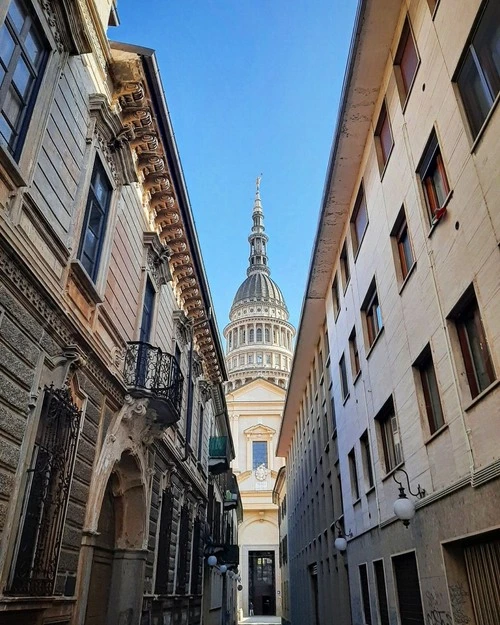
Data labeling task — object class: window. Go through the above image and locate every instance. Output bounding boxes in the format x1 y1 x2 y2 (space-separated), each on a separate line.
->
265 328 270 342
176 504 190 594
266 353 271 365
394 18 419 103
362 280 383 349
393 552 425 625
240 329 246 343
351 186 369 255
414 346 445 434
375 101 394 173
155 489 174 594
359 563 373 625
78 157 113 281
0 0 48 158
340 241 350 290
232 357 237 369
139 278 155 343
10 385 81 595
376 397 402 473
256 353 263 365
348 449 360 501
197 404 204 460
349 327 360 379
331 275 340 320
228 334 232 350
339 353 349 401
248 354 254 364
249 328 255 342
253 440 268 469
456 1 500 138
451 289 495 398
361 431 374 489
391 207 414 281
417 130 450 225
239 355 244 365
373 561 390 625
256 327 262 342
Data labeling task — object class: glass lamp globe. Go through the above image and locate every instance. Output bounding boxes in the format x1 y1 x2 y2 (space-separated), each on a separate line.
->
393 495 416 526
334 536 347 552
219 564 228 574
207 555 218 567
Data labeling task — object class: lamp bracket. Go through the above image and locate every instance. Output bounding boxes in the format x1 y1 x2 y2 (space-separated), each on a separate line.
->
393 468 426 499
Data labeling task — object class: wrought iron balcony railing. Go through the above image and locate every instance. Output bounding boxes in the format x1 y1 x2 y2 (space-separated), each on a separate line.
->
208 436 230 474
123 341 183 426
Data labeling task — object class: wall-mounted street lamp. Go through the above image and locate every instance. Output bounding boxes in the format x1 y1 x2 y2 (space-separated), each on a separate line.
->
206 555 228 574
393 468 426 527
334 519 353 552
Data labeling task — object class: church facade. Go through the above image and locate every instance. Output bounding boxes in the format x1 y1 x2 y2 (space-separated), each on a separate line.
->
224 181 295 619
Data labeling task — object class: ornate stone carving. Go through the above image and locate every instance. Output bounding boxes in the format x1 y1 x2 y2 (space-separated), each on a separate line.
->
40 1 64 52
173 310 191 349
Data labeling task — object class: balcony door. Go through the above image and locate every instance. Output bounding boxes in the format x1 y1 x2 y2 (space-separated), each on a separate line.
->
140 278 156 344
249 550 276 616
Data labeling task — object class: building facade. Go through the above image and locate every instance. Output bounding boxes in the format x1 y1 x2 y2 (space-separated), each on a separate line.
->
224 181 295 619
272 467 289 625
0 2 239 625
278 1 500 624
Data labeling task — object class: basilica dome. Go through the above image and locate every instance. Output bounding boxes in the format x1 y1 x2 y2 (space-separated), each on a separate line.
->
232 272 287 309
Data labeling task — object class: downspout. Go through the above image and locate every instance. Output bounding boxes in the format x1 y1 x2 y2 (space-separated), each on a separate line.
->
182 309 212 462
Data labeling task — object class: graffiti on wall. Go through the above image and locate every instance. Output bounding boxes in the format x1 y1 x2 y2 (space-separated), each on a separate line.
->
425 590 452 625
449 582 471 625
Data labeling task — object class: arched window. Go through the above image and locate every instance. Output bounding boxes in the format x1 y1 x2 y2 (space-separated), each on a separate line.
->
240 329 246 344
256 328 262 342
257 353 263 365
265 328 270 343
228 334 232 350
249 329 255 342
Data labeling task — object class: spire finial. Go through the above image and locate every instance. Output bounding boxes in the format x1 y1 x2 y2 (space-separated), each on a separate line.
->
256 173 262 194
247 177 270 277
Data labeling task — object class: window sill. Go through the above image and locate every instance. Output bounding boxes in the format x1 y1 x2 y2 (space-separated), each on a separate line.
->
353 370 362 386
470 91 500 153
70 259 104 305
428 190 453 237
342 392 350 406
0 143 28 189
398 261 417 295
365 326 384 360
366 485 375 496
381 461 405 483
424 423 448 445
464 379 500 412
353 497 361 507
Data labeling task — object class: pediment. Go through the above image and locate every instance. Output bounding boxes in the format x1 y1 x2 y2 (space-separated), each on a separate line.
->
243 423 276 437
227 378 286 403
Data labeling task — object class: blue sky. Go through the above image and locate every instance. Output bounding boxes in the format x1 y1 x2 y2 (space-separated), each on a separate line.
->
115 1 357 335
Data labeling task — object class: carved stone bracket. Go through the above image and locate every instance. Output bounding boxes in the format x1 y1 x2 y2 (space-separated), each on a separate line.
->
173 309 191 349
198 379 212 403
143 232 171 288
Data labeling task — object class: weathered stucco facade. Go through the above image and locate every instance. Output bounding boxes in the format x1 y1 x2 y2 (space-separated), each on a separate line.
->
278 0 500 624
0 2 240 624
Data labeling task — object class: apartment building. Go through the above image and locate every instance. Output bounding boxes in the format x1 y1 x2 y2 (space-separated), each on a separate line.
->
0 2 240 624
277 1 500 624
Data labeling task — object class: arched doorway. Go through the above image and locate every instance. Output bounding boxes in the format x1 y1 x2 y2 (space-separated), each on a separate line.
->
84 451 147 625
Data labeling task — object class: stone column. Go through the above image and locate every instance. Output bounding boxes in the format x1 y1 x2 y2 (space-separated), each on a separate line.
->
107 549 148 625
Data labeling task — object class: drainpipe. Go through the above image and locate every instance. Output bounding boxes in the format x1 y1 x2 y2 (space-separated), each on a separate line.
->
182 309 212 462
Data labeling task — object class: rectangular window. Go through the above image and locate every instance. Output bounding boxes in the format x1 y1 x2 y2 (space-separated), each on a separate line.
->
373 560 390 625
0 0 48 158
393 552 425 625
391 207 414 281
417 130 450 225
139 278 155 343
197 404 204 460
340 241 350 291
176 504 190 594
349 327 360 379
155 489 174 594
451 289 496 398
10 386 81 595
375 101 394 172
394 18 419 103
361 431 374 489
253 440 268 469
78 157 113 281
351 186 369 255
339 353 349 401
359 563 373 625
415 346 445 434
348 448 360 501
332 274 340 319
456 1 500 138
362 279 383 349
376 397 402 473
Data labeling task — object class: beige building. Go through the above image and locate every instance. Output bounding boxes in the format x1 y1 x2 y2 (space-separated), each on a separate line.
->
0 2 240 625
224 182 295 619
278 1 500 624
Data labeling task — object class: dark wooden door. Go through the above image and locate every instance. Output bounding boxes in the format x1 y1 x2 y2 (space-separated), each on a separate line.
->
249 551 276 615
393 551 425 625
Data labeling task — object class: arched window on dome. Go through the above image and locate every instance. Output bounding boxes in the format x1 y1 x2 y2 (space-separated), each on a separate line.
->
257 353 263 365
256 328 262 342
273 330 278 344
240 329 246 344
228 334 232 350
266 354 271 365
249 329 255 342
265 328 270 343
248 354 254 364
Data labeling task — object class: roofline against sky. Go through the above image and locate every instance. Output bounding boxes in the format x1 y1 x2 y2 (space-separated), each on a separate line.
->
277 0 404 456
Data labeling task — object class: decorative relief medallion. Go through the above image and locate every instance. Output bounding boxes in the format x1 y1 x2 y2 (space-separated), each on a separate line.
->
255 464 268 481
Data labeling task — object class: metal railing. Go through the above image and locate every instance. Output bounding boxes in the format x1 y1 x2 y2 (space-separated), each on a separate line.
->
123 341 183 425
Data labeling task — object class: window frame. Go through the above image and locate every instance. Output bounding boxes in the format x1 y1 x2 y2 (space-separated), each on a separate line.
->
374 101 394 175
359 562 373 625
360 430 374 490
252 440 268 470
348 448 360 502
361 279 383 351
339 353 349 402
394 17 420 107
417 129 451 226
340 241 351 292
351 184 369 257
390 206 415 286
349 326 361 380
454 0 500 141
332 273 340 320
414 345 445 435
376 397 402 474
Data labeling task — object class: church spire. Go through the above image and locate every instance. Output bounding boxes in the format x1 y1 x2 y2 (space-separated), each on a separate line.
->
247 175 270 277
